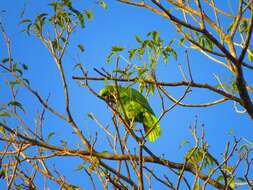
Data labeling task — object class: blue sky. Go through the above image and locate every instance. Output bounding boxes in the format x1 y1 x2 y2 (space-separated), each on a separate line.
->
1 0 253 189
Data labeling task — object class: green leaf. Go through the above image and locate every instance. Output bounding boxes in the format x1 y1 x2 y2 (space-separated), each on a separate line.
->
152 31 159 42
0 112 11 118
205 38 213 51
61 37 66 43
163 46 172 52
19 19 32 24
239 144 247 151
185 148 215 167
171 49 177 60
0 126 6 136
2 58 13 63
163 46 177 60
135 35 142 43
248 47 253 62
12 63 18 71
75 163 85 171
216 175 224 182
98 1 107 9
207 168 213 173
85 10 93 20
228 129 234 136
78 13 85 28
23 78 30 86
138 48 144 55
147 31 160 44
230 81 238 94
148 84 155 95
128 49 137 60
47 132 55 142
86 113 94 120
240 20 248 33
15 69 23 76
113 68 125 74
52 40 58 52
237 177 246 182
229 180 235 188
77 44 85 52
179 140 189 149
198 36 205 47
73 63 82 70
37 13 48 19
227 20 235 33
178 37 185 46
162 51 169 64
8 81 21 85
106 52 115 64
62 0 71 6
22 64 29 70
35 23 41 32
49 2 64 11
126 70 135 78
101 150 109 154
137 67 147 77
0 169 6 179
149 57 157 65
168 39 175 46
26 23 32 35
8 101 25 112
223 165 235 174
111 46 124 52
146 40 155 50
139 83 147 94
194 31 200 37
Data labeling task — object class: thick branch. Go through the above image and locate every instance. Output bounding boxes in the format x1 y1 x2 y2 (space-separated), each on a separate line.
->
234 4 253 119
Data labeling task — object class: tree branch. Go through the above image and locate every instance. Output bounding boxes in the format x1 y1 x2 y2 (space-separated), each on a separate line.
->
72 76 241 103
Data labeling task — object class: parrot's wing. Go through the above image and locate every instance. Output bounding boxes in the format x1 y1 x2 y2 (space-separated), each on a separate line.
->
124 100 162 142
101 84 162 142
143 112 162 142
124 87 155 115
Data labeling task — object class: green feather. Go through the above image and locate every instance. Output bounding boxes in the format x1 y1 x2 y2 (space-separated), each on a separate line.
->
100 84 162 142
143 112 161 142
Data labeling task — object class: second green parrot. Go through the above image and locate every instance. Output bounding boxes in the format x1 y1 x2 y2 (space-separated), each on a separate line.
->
99 84 162 142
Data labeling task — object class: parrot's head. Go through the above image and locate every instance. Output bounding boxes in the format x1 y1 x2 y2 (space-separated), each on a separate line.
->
99 84 117 103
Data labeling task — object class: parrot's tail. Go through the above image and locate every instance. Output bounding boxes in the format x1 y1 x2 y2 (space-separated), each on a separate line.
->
143 114 162 142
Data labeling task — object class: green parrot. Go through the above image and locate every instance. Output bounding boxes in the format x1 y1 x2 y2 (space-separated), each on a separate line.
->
99 83 162 142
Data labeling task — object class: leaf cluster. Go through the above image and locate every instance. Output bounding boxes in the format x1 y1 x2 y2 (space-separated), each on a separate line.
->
20 0 94 35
